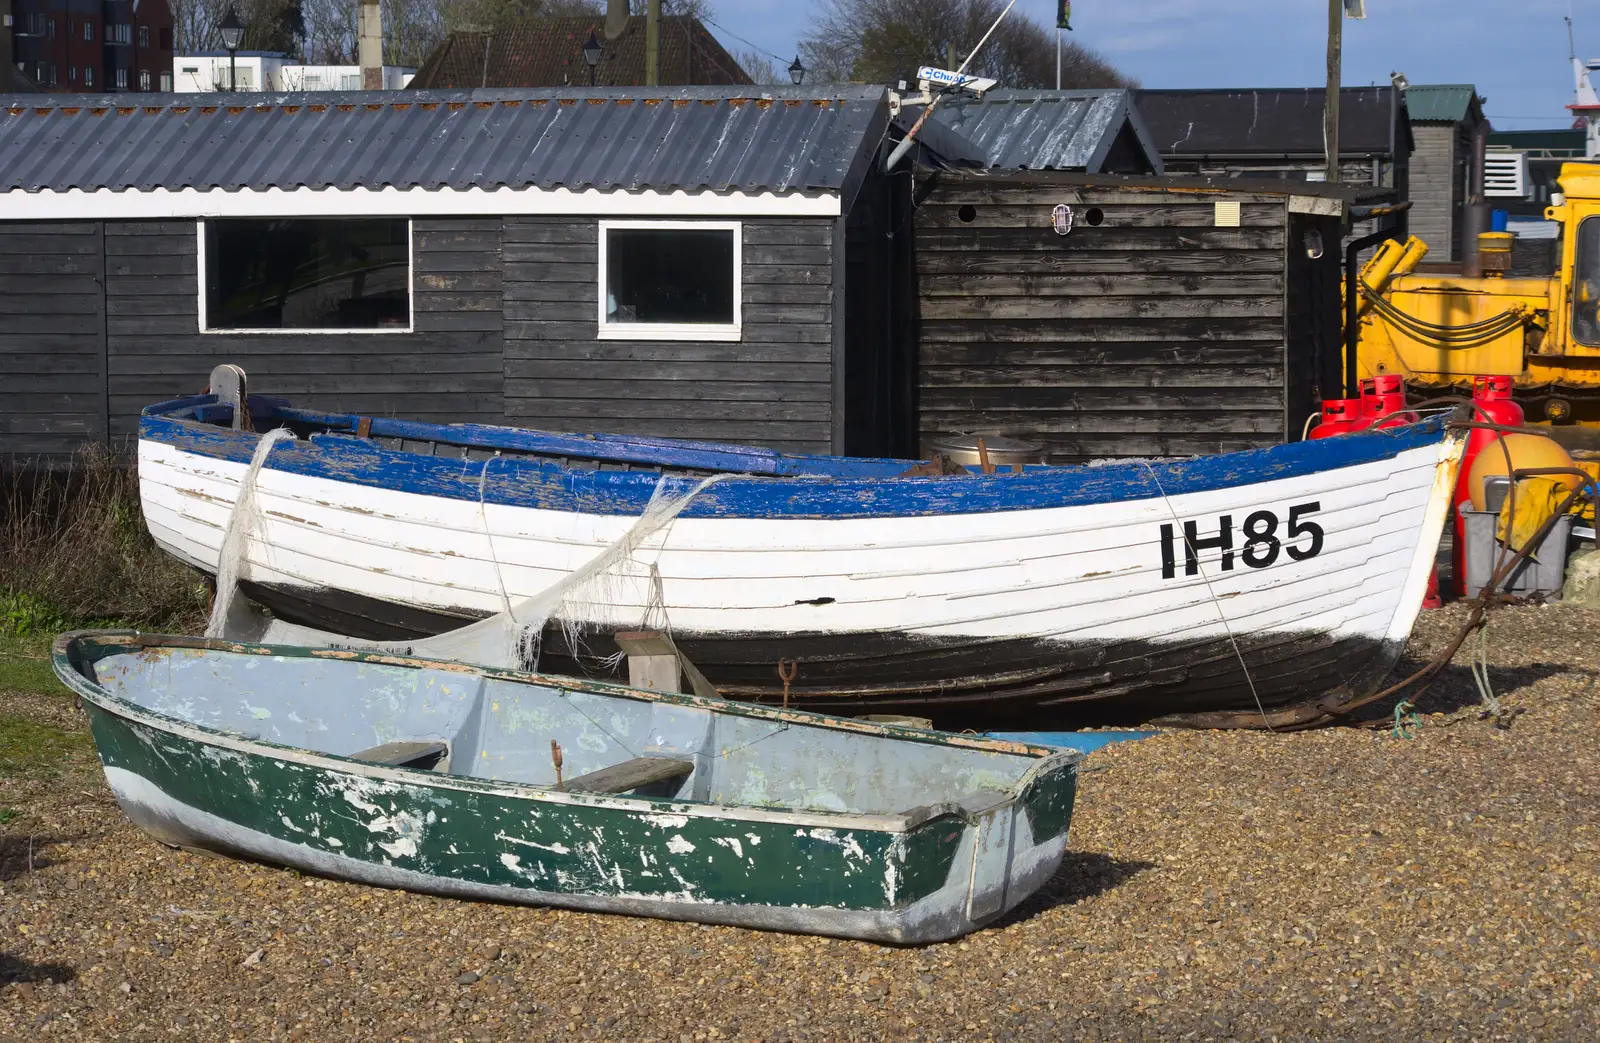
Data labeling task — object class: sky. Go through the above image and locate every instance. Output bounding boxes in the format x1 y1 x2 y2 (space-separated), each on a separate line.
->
704 0 1598 131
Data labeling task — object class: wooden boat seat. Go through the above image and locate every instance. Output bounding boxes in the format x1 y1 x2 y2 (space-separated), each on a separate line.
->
564 756 694 795
349 741 449 771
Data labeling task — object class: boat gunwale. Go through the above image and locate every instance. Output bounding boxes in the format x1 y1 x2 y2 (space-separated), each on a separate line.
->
139 394 914 479
51 630 1081 835
137 395 1465 522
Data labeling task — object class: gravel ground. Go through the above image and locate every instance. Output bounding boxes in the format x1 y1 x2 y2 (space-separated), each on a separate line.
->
2 603 1598 1042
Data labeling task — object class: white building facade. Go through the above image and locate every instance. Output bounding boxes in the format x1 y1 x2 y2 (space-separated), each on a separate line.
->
172 53 413 92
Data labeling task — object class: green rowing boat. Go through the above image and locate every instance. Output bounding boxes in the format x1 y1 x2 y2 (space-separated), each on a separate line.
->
51 632 1083 944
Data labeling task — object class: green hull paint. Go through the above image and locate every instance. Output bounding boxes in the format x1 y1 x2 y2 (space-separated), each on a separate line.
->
89 704 970 910
55 632 1082 943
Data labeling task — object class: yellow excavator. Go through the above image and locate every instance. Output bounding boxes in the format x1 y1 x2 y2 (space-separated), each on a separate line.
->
1352 161 1600 446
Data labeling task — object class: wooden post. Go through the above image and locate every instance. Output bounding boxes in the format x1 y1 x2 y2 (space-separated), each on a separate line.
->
1324 0 1341 184
615 630 681 693
614 630 723 700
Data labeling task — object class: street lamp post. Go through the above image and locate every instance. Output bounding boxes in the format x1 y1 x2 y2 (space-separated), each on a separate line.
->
788 55 806 86
219 6 244 93
582 30 602 87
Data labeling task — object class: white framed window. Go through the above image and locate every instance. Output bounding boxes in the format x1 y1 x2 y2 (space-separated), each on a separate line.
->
83 66 93 87
197 218 414 334
597 220 741 341
160 71 172 91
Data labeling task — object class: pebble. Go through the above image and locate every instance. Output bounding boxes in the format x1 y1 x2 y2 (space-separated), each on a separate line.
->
0 603 1596 1041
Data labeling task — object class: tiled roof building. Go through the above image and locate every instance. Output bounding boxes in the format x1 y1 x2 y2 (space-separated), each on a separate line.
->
408 16 752 90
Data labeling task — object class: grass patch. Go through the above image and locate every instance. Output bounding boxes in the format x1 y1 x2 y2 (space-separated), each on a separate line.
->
0 631 62 697
0 711 92 780
2 445 207 648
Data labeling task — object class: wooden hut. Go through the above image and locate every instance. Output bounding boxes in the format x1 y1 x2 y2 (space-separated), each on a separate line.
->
0 85 901 463
0 81 1168 466
910 168 1359 463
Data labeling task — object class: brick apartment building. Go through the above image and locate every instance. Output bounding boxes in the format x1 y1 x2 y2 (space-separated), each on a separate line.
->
8 0 173 92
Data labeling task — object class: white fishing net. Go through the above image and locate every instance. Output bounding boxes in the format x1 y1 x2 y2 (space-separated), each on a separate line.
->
504 471 728 671
229 465 728 674
205 426 296 638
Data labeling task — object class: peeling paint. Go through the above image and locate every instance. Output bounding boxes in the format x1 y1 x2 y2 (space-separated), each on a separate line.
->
57 631 1089 942
495 830 569 855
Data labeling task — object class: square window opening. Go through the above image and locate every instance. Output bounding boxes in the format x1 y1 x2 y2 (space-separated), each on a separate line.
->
599 222 740 340
1575 216 1600 347
200 218 412 333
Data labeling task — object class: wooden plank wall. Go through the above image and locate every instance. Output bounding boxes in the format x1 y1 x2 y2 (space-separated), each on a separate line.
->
1284 211 1346 438
100 218 505 443
501 217 835 453
0 222 107 461
914 180 1291 463
1408 124 1460 261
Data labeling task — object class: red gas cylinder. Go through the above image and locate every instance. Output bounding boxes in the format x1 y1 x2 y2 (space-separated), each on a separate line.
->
1452 375 1525 594
1360 374 1420 430
1308 398 1375 439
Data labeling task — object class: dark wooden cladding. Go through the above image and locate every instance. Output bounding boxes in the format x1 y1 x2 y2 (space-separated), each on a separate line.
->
0 222 107 460
913 171 1317 464
1285 212 1345 437
6 209 847 464
501 216 834 454
96 218 505 443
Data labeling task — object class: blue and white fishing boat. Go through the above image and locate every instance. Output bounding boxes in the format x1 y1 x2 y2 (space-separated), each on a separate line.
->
137 378 1465 729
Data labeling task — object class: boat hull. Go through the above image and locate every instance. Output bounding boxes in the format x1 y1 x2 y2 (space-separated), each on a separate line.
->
235 576 1397 726
57 634 1082 944
138 405 1465 727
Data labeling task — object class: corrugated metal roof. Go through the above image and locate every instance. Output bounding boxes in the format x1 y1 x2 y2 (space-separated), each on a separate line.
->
0 86 889 197
1135 87 1406 157
1403 84 1481 124
916 89 1162 174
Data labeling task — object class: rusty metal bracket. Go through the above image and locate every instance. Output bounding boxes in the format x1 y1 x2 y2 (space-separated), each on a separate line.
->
777 659 798 710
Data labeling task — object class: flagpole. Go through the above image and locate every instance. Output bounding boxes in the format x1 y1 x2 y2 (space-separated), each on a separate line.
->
1056 28 1061 90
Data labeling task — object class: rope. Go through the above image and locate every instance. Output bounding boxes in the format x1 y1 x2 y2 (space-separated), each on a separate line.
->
1140 463 1271 729
1391 699 1421 739
477 455 514 618
205 427 295 638
1471 622 1503 720
1341 432 1600 728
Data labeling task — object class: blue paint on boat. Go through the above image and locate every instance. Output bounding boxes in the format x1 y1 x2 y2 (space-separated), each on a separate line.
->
140 396 1452 521
987 731 1156 753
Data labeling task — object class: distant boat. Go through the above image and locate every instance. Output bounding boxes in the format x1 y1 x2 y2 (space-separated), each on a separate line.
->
53 631 1083 944
138 380 1465 728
